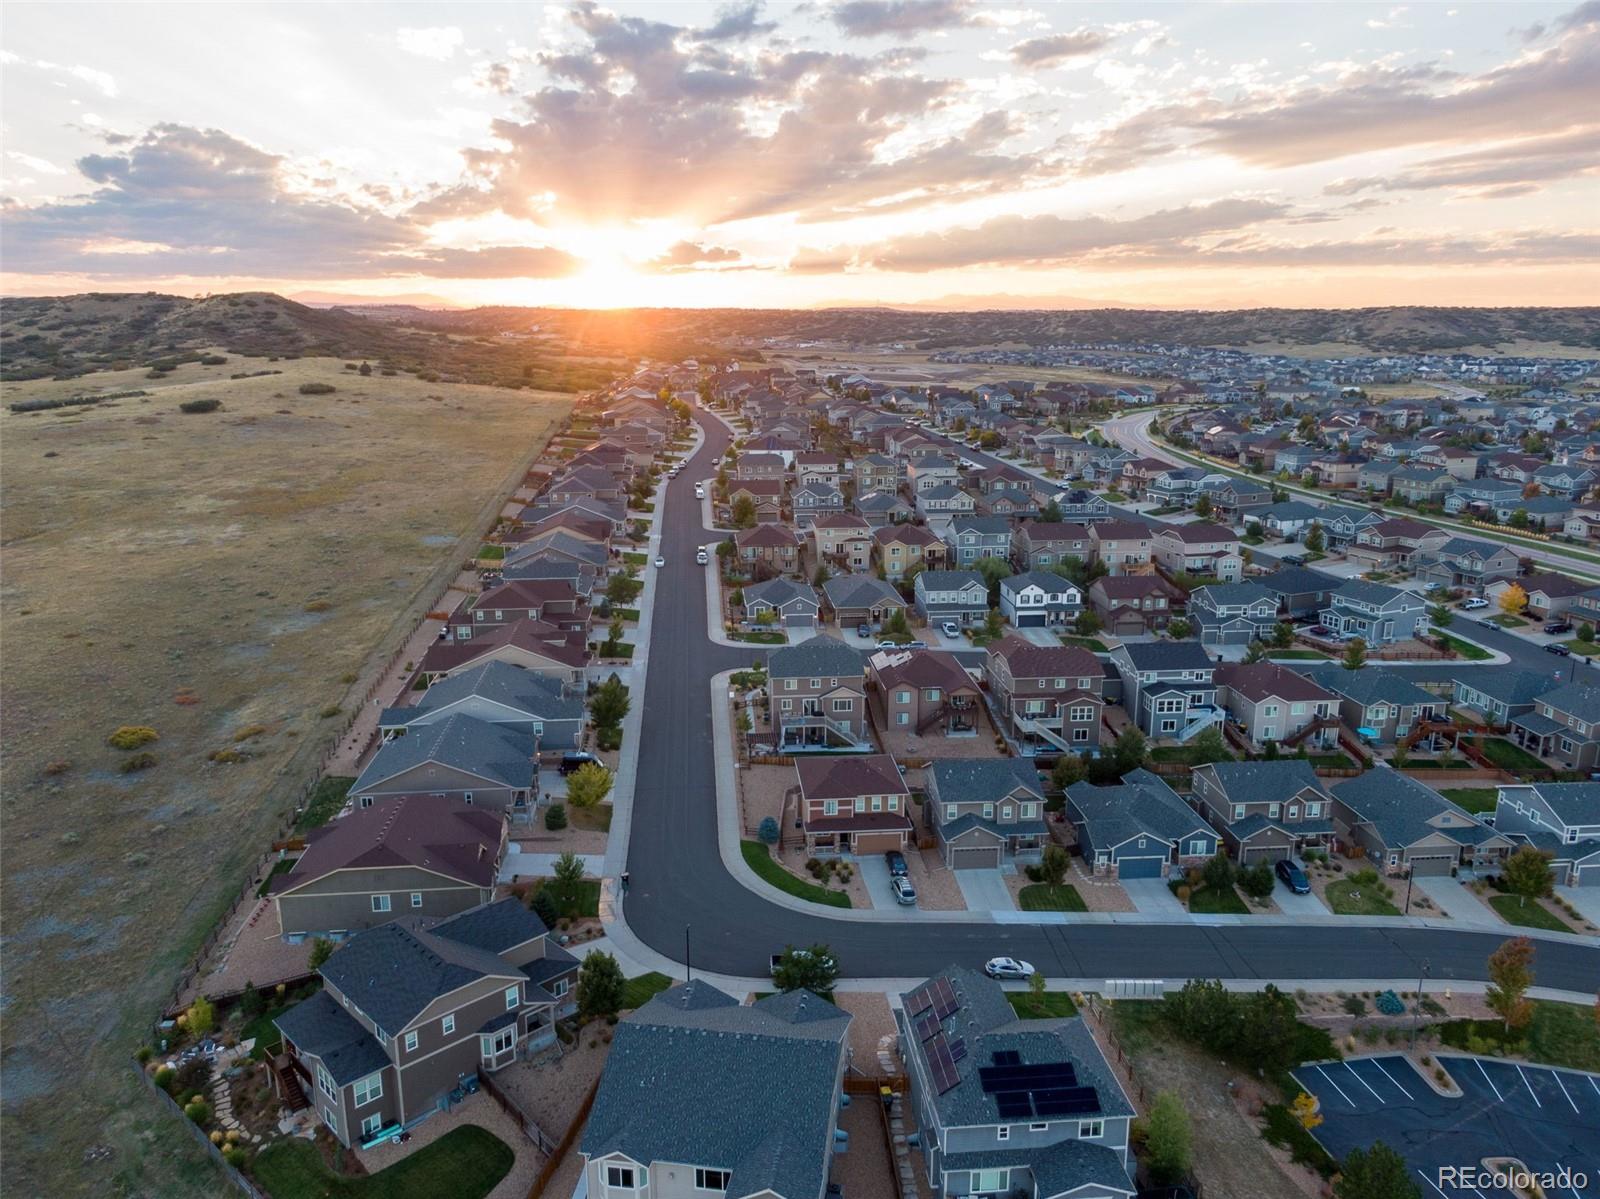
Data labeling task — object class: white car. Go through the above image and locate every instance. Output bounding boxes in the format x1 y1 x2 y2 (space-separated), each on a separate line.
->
654 556 666 568
984 957 1036 980
696 549 709 565
941 621 961 638
1461 597 1489 610
694 484 705 498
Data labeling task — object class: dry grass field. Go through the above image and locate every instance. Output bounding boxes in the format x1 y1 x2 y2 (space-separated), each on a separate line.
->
770 348 1169 389
0 354 571 1197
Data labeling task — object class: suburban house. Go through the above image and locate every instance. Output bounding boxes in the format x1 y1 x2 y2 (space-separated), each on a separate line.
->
582 981 852 1199
271 798 507 940
856 453 901 495
856 489 915 525
1256 565 1341 620
874 523 947 579
1331 772 1509 877
792 753 915 856
1013 521 1092 571
734 451 788 480
1318 579 1427 647
727 478 784 521
895 967 1135 1199
1187 582 1280 647
925 758 1048 870
1067 769 1219 879
1150 522 1243 583
765 635 872 752
378 661 585 751
1408 536 1520 593
822 574 908 631
419 619 589 689
1108 641 1221 741
274 898 577 1147
914 570 991 628
735 524 803 574
1252 501 1324 540
809 513 874 570
792 482 846 527
1055 489 1112 524
907 455 961 494
998 571 1083 628
1214 663 1340 750
1089 521 1153 576
1346 517 1446 572
742 578 822 630
795 452 846 489
1484 571 1593 620
1451 670 1558 727
1086 575 1178 636
983 636 1105 754
867 648 983 739
351 715 536 814
1303 667 1444 745
946 515 1013 566
1492 782 1600 887
450 579 590 639
1508 682 1600 772
916 483 979 519
1190 760 1335 864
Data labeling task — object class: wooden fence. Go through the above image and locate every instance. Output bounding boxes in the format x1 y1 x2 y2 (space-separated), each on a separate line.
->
479 1068 558 1155
528 1076 601 1199
132 1060 268 1199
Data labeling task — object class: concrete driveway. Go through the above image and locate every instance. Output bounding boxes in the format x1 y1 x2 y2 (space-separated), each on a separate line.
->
1414 876 1502 927
1273 879 1331 917
1121 878 1187 916
1016 627 1062 647
1556 885 1600 926
856 855 896 912
955 869 1015 913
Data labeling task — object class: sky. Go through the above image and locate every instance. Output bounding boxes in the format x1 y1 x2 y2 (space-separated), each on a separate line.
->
2 0 1597 309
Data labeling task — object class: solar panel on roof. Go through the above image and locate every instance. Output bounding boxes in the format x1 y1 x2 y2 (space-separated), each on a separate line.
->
914 1012 939 1043
905 985 933 1017
949 1037 967 1062
991 1050 1021 1067
994 1092 1033 1119
979 1063 1080 1092
1031 1087 1101 1118
931 977 959 1019
926 1032 961 1095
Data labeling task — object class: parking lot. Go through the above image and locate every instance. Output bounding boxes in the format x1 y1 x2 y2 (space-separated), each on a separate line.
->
1293 1054 1600 1198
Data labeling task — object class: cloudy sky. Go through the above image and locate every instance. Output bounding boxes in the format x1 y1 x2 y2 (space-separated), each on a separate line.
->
3 1 1597 308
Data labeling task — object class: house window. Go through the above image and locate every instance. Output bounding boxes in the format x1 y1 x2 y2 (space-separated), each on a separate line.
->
824 800 839 816
1021 803 1037 819
1160 720 1177 733
410 892 423 908
1073 728 1089 742
404 1031 418 1053
1268 804 1280 818
1189 839 1208 855
831 698 852 713
552 978 569 997
352 1072 383 1106
983 804 994 819
1030 1122 1049 1132
897 712 909 725
997 1125 1010 1141
442 1013 456 1036
1288 806 1300 819
505 985 521 1010
946 805 957 821
1263 705 1279 718
1079 1119 1104 1138
371 894 391 913
871 797 883 812
896 690 912 704
606 1164 638 1189
1069 705 1094 722
361 1113 384 1139
781 699 793 712
972 1169 1009 1194
888 796 900 811
695 1168 732 1190
1233 804 1246 820
316 1064 337 1101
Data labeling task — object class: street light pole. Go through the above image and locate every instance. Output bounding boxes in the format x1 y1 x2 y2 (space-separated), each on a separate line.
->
1410 958 1430 1052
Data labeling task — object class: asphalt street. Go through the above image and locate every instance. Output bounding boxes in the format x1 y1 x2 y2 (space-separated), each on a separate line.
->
619 411 1600 993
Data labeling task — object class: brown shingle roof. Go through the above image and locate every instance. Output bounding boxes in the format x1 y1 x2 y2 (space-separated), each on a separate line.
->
1215 663 1335 704
736 524 802 548
795 753 907 800
868 648 976 693
275 797 504 894
987 634 1103 682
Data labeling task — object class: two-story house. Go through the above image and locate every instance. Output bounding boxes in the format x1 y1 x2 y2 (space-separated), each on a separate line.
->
736 524 803 575
1213 663 1340 750
1319 579 1426 647
1346 517 1446 572
1086 575 1179 636
1492 782 1600 887
874 523 948 579
1331 772 1510 877
867 648 982 739
1089 520 1153 576
1409 536 1521 593
855 453 902 496
914 569 990 628
1484 571 1592 621
727 478 785 521
1108 641 1221 741
809 513 874 570
946 515 1014 567
1190 760 1335 864
1187 582 1280 647
765 635 872 752
907 455 961 494
1508 682 1600 772
378 660 585 750
791 481 846 528
896 967 1135 1199
1303 667 1444 745
998 571 1083 629
273 898 576 1146
582 981 852 1199
351 714 536 814
792 753 915 856
1256 565 1341 620
1150 522 1243 583
1451 669 1559 727
984 636 1104 755
925 758 1048 869
1067 770 1219 879
1012 520 1091 571
794 452 846 490
917 483 979 519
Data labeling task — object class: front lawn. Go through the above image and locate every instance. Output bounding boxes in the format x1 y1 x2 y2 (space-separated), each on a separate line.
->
1439 787 1498 814
1436 633 1493 661
251 1124 514 1199
621 971 675 1010
730 630 787 644
476 544 506 561
296 777 354 832
1308 753 1355 769
1439 1001 1600 1071
613 608 641 622
1476 737 1549 774
1007 991 1079 1018
1557 638 1600 658
570 804 612 833
1324 870 1401 916
1174 882 1251 914
740 840 851 908
1487 894 1572 932
1489 613 1529 627
527 877 600 919
1017 884 1088 912
1059 635 1109 652
622 552 648 565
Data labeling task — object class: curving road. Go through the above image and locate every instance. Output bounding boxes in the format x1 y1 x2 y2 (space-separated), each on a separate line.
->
620 412 1600 995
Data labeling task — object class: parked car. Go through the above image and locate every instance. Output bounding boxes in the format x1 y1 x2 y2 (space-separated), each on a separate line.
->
875 639 905 650
654 556 666 568
1546 643 1572 656
905 640 928 649
1307 625 1332 638
891 876 917 905
856 623 871 638
1275 859 1311 895
1544 621 1573 635
694 484 705 499
1479 618 1498 630
1280 554 1306 567
984 957 1036 980
884 850 908 877
1461 597 1489 610
696 548 709 565
941 621 961 637
559 752 599 776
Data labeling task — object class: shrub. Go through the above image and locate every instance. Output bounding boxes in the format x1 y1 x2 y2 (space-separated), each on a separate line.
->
297 382 336 395
184 1099 210 1125
136 1046 154 1064
107 726 159 750
222 1146 248 1168
318 705 340 719
595 724 623 752
178 398 222 414
199 354 228 365
545 803 568 831
153 1066 176 1092
758 816 780 845
307 938 334 971
1024 865 1045 883
120 751 158 773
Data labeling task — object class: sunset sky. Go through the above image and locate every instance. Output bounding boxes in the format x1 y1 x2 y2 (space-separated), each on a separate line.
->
2 0 1597 309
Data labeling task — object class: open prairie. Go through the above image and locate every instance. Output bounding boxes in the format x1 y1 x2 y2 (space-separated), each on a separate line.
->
0 355 570 1197
769 348 1172 390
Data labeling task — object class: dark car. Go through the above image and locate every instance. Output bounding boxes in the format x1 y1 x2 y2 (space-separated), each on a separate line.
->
1275 859 1311 895
559 752 599 776
1280 554 1307 566
1546 642 1572 656
1479 618 1498 630
884 850 908 877
1544 621 1573 635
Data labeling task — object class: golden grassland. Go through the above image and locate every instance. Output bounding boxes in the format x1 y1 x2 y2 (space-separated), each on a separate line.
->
0 355 570 1197
769 348 1172 390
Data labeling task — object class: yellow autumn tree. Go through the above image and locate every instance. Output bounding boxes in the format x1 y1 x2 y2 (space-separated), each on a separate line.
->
1291 1091 1323 1130
1498 583 1528 618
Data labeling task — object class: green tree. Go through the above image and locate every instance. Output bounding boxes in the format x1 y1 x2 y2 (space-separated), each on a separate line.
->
772 944 839 995
1501 845 1553 908
1051 752 1086 792
605 571 643 606
566 761 614 809
758 815 780 845
546 851 587 917
1272 621 1295 649
1040 498 1063 523
1237 984 1300 1072
884 607 911 638
186 996 215 1037
1193 492 1213 518
1579 622 1596 644
1027 969 1047 1015
1165 978 1235 1048
577 950 625 1022
590 674 631 729
1202 850 1235 894
308 938 334 971
1074 608 1102 637
1112 727 1147 775
731 495 757 528
1342 637 1368 670
1239 861 1276 900
982 607 1004 641
975 554 1012 601
813 564 831 587
1243 640 1268 664
1040 844 1069 888
1304 521 1325 552
544 802 567 831
1166 617 1192 640
1142 1090 1194 1186
1428 603 1453 630
1188 725 1229 766
1334 1143 1421 1199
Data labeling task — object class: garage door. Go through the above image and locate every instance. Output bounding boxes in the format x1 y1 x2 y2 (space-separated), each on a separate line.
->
949 846 1001 870
1116 855 1165 880
853 831 904 854
1407 854 1455 877
1016 613 1047 628
1572 862 1600 887
1241 844 1292 864
783 613 815 628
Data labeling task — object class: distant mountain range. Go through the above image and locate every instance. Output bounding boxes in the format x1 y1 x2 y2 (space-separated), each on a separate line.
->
817 292 1145 312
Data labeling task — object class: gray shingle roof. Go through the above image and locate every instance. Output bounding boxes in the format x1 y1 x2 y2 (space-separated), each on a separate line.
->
742 577 820 609
1332 771 1494 851
1067 780 1212 854
1116 640 1215 672
767 633 864 678
1257 566 1340 596
582 981 849 1199
429 897 548 954
1329 578 1419 608
822 574 904 610
273 989 389 1086
1200 760 1327 807
351 714 535 794
1302 666 1438 707
382 660 583 728
1535 682 1600 724
943 1142 1134 1199
1528 782 1600 826
928 757 1044 803
918 569 987 591
1452 669 1559 707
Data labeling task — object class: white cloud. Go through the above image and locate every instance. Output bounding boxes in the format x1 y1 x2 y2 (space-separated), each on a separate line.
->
7 151 67 175
396 26 464 60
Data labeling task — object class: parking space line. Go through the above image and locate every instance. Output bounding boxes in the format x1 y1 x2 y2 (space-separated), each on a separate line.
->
1345 1061 1385 1101
1370 1058 1414 1101
1417 1169 1455 1199
1477 1058 1504 1101
1515 1063 1542 1108
1550 1070 1580 1114
1316 1065 1355 1108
